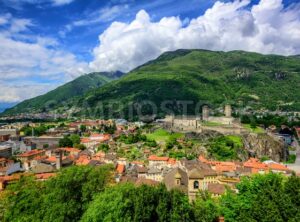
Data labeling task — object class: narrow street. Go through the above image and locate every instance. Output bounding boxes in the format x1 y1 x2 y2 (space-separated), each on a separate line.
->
286 137 300 174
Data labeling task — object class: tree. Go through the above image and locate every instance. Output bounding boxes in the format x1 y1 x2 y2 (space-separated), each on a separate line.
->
80 125 87 132
250 119 257 129
192 191 220 222
3 165 114 222
75 144 87 150
97 144 109 153
69 134 80 146
58 136 73 147
220 173 300 222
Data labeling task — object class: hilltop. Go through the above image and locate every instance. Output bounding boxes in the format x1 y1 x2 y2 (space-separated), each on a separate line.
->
4 49 300 118
3 71 123 115
74 49 300 119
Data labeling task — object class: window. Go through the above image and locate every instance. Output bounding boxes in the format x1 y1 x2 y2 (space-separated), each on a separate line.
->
193 180 199 189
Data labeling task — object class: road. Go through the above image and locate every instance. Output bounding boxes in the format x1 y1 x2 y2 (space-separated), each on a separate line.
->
286 137 300 174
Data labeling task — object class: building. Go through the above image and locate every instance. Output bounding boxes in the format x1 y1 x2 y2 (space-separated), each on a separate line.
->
162 105 246 134
17 150 46 163
0 143 13 158
164 159 219 201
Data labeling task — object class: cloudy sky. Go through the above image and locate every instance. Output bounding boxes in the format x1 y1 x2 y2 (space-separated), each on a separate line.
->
0 0 299 106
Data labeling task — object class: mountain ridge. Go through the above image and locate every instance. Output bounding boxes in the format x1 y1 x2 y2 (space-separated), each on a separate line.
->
2 71 124 115
4 49 300 118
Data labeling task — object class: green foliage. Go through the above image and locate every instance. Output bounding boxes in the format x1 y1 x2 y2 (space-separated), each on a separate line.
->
144 139 157 147
69 134 81 146
250 119 257 129
3 72 123 115
80 124 87 132
3 171 300 222
118 131 147 144
21 124 49 136
63 50 300 118
284 154 296 164
97 144 109 153
146 129 183 143
3 165 114 222
208 135 243 161
220 173 300 222
58 135 73 147
75 143 87 150
81 184 192 222
99 123 117 134
192 191 220 222
242 114 300 128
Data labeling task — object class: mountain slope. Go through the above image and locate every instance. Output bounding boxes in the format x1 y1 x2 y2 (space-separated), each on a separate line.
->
72 49 300 119
3 71 123 115
5 49 300 118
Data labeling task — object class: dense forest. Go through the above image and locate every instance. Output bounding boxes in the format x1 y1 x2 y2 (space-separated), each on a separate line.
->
1 165 300 222
4 50 300 118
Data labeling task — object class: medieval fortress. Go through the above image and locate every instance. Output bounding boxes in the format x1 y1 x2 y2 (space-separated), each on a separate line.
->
162 105 247 135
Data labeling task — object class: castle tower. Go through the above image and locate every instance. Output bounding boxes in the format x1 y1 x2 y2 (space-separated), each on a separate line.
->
55 150 62 170
224 104 232 118
202 105 210 121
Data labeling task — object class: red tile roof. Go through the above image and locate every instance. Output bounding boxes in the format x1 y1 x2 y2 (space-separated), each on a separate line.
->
243 158 268 172
17 150 45 158
148 155 169 161
81 138 92 143
167 158 177 165
59 147 81 153
268 163 289 171
116 164 125 174
75 155 91 165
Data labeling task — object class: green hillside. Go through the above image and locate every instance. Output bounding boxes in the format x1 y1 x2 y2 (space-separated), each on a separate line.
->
5 49 300 118
71 49 300 119
3 71 123 115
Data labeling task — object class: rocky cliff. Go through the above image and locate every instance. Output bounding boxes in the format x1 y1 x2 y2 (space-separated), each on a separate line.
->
242 133 285 162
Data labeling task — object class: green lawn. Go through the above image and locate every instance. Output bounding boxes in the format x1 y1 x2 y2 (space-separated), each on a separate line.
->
243 124 265 134
226 135 243 147
146 129 183 142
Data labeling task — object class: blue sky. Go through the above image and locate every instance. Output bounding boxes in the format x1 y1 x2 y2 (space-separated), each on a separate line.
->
0 0 299 105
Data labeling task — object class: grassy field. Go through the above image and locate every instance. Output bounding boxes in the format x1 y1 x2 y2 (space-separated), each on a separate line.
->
243 124 265 134
226 135 243 147
146 129 183 142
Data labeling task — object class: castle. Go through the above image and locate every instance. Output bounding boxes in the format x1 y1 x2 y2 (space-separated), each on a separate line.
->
162 105 246 134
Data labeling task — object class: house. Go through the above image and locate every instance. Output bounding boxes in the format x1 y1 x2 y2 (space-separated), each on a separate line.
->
137 166 147 178
80 138 98 149
0 158 22 176
148 155 170 169
0 143 13 158
17 150 46 166
207 183 226 197
164 159 219 201
146 167 163 182
243 158 268 174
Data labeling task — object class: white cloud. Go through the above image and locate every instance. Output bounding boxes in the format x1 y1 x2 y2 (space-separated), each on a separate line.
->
59 4 129 37
0 14 88 102
89 0 300 72
0 81 58 103
52 0 74 6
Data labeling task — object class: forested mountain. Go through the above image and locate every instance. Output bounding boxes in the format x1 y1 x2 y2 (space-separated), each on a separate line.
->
4 49 300 118
72 49 300 119
3 71 123 115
